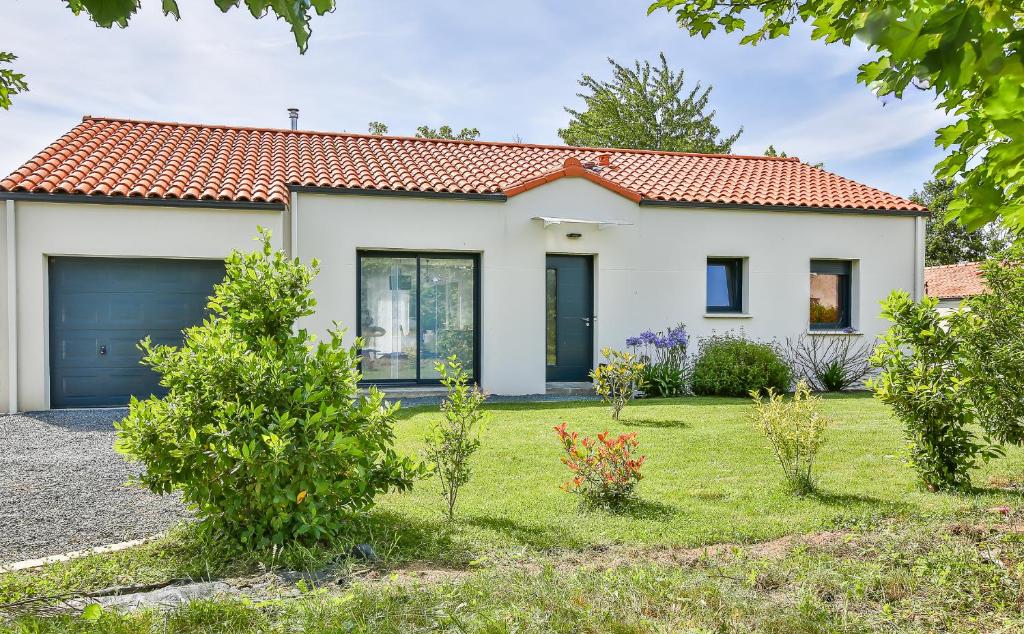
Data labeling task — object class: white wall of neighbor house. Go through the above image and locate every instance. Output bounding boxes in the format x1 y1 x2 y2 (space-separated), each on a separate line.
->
5 201 282 411
295 178 919 396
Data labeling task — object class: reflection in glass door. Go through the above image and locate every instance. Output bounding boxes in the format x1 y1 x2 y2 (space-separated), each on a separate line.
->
358 252 478 383
358 256 418 381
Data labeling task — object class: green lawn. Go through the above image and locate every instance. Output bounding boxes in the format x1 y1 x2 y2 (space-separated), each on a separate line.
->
370 393 1024 562
4 394 1024 632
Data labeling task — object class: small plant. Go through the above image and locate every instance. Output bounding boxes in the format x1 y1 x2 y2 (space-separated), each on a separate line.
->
750 380 831 495
115 229 423 547
627 324 690 397
784 333 873 392
424 356 486 520
691 333 792 397
554 423 645 508
590 347 646 420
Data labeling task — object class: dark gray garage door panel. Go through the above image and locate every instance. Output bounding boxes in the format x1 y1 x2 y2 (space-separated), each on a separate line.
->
49 257 225 408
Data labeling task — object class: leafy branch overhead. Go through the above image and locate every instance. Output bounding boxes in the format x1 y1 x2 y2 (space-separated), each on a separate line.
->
648 0 1024 231
65 0 336 52
1 1 336 109
559 53 742 153
0 52 28 110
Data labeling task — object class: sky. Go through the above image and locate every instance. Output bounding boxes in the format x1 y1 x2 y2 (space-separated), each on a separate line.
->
0 1 950 198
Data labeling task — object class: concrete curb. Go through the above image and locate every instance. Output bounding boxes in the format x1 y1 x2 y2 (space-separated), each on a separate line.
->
0 534 163 573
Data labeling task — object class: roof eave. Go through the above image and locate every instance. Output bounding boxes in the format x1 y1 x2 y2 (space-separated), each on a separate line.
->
639 198 930 217
0 191 287 211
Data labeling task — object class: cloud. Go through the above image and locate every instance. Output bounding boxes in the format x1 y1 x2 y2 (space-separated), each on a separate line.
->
735 90 950 164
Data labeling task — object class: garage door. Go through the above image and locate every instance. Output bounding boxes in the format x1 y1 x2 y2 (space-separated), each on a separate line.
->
49 257 225 408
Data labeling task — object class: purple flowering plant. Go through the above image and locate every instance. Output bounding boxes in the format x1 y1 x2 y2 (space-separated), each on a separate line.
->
626 323 689 367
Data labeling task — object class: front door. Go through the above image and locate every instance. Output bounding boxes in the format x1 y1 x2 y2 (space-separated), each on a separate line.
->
545 255 594 382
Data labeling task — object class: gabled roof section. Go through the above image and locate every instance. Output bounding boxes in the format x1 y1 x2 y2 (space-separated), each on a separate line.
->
925 262 988 299
0 116 927 213
504 157 643 202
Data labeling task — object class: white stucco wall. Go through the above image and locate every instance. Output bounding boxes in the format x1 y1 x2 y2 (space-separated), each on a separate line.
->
0 179 920 410
295 178 919 396
5 201 282 411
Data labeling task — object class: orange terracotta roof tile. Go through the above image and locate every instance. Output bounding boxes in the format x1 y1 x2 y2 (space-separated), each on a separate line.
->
925 262 988 299
0 116 927 212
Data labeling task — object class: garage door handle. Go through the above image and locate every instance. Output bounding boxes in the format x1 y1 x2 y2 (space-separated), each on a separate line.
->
99 345 107 356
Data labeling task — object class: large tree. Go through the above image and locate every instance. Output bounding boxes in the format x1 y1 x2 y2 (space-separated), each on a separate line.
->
648 0 1024 232
1 1 335 109
558 53 741 153
912 178 1010 265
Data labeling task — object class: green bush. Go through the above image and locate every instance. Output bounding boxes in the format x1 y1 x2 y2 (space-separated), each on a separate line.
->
960 246 1024 446
590 347 645 420
869 291 1002 491
750 380 831 495
115 229 423 547
691 335 792 397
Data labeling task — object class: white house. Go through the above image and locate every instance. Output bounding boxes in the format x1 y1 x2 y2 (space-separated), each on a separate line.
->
0 116 927 411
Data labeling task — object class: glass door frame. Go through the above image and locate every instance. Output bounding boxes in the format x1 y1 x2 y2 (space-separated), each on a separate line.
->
355 250 481 386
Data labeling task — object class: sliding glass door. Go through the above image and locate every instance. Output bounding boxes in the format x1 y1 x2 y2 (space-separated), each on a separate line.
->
357 252 479 383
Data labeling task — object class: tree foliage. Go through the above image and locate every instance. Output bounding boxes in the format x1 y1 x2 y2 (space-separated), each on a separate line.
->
764 145 823 168
0 52 28 110
649 0 1024 232
558 53 741 153
115 229 422 547
912 178 1009 265
366 121 481 141
2 1 336 109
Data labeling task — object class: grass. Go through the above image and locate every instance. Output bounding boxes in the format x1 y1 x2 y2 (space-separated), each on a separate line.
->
3 394 1024 631
6 513 1024 632
374 394 1024 559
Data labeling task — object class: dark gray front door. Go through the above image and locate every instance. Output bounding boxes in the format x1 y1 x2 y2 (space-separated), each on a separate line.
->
546 255 594 382
49 257 224 408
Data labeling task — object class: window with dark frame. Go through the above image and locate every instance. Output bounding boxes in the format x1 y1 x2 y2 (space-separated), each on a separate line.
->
357 251 480 384
809 260 852 330
706 258 743 313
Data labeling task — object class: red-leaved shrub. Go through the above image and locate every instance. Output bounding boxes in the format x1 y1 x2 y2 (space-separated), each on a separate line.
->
554 423 645 508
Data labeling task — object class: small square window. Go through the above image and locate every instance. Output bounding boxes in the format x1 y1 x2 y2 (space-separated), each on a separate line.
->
706 258 743 313
810 260 852 330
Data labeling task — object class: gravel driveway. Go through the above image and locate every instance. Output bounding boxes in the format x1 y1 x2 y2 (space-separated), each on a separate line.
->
0 409 190 565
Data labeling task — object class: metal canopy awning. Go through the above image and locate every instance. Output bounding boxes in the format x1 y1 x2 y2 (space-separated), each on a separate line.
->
532 216 633 230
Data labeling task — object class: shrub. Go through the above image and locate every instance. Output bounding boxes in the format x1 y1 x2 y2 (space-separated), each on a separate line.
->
115 229 423 547
784 333 873 392
424 356 486 520
691 334 792 397
590 347 645 420
554 423 645 508
627 324 690 397
869 291 1002 491
750 380 831 495
960 246 1024 446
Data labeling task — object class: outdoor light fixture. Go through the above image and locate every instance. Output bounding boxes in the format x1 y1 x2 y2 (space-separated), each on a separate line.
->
566 232 582 239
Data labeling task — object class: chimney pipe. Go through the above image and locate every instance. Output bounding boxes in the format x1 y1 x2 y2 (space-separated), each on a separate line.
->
287 108 299 131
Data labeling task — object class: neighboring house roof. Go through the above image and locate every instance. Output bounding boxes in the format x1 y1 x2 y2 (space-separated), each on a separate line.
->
925 262 987 300
0 116 927 213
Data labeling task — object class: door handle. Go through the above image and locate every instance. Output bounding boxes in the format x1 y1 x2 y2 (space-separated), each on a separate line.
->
581 317 593 327
99 345 107 356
